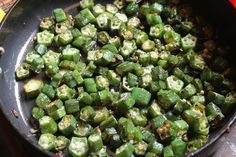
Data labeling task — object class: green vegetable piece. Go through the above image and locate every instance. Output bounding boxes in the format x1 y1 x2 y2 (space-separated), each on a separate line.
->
148 141 163 156
74 122 93 137
181 34 197 51
75 8 96 27
53 8 67 23
81 24 97 38
56 84 75 100
180 84 197 99
142 40 155 52
41 84 55 99
131 87 151 106
38 133 56 151
117 93 135 113
150 24 164 38
148 100 162 118
98 31 110 45
80 0 94 9
58 115 77 136
37 30 54 46
120 40 137 58
125 2 139 16
16 63 30 80
171 139 186 157
84 78 97 93
157 90 180 110
146 14 162 26
39 116 58 134
207 91 225 106
163 146 174 157
69 137 89 157
92 4 105 17
65 99 80 114
166 75 184 92
36 93 51 109
62 47 80 62
115 143 134 157
55 136 70 151
100 115 118 130
107 70 121 86
24 79 43 98
35 44 47 55
31 107 45 120
127 107 147 126
134 141 148 156
80 106 95 122
88 133 103 151
42 50 61 66
93 107 109 124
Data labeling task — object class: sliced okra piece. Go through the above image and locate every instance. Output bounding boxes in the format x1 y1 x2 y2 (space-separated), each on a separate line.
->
84 78 97 93
88 133 103 151
40 83 55 99
189 55 205 70
71 28 82 38
151 115 167 129
65 99 80 114
134 141 148 156
36 30 54 46
71 71 83 86
24 79 43 98
58 115 77 136
190 95 206 105
180 84 197 99
148 100 162 118
35 44 47 55
150 24 164 39
151 2 163 14
15 62 30 80
92 4 105 17
58 30 73 45
75 8 96 27
166 75 184 92
116 93 136 113
142 40 155 52
114 12 128 23
102 127 122 149
56 84 76 100
174 120 189 138
131 87 151 106
100 49 115 65
127 17 141 28
171 139 186 157
163 30 180 44
38 133 56 151
116 61 136 76
97 89 112 105
145 152 158 157
207 91 225 106
31 107 45 120
81 24 97 38
48 106 66 120
163 145 174 157
110 16 123 31
53 8 67 23
39 116 58 134
45 63 59 77
135 31 149 46
62 47 80 62
148 141 163 156
36 93 51 109
106 4 118 14
74 122 93 137
92 107 109 124
125 2 139 16
42 50 61 66
45 99 63 113
90 146 108 157
69 137 89 157
156 120 178 142
54 20 73 34
96 12 113 30
103 44 118 54
82 61 97 77
142 129 156 143
127 107 147 126
173 99 191 115
115 143 134 157
30 57 45 74
151 66 168 81
127 73 138 87
157 90 180 110
98 31 110 45
222 92 236 114
107 70 121 86
82 40 97 54
80 106 96 122
206 102 224 127
113 0 125 9
100 115 118 130
72 35 91 49
181 34 197 51
39 17 54 30
120 40 137 58
79 92 94 106
109 36 121 48
80 0 94 9
55 136 70 151
146 14 162 26
63 72 77 88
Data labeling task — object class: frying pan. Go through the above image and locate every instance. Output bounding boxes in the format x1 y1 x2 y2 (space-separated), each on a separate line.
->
0 0 236 156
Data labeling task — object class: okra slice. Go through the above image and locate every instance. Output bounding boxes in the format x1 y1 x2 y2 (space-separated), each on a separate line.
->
16 62 30 80
96 12 113 30
35 44 47 55
127 107 148 127
90 146 108 157
114 12 128 23
39 116 58 134
88 133 103 151
53 8 67 23
38 133 56 151
74 122 93 137
31 107 45 120
107 70 121 86
120 40 137 58
106 4 118 14
75 8 96 27
36 93 51 109
174 120 189 137
80 0 94 9
36 30 54 46
115 143 134 157
163 145 174 157
62 47 80 62
92 4 105 17
148 100 162 118
207 91 225 106
81 24 97 38
206 102 224 127
166 75 184 92
116 93 135 113
131 87 151 106
24 79 43 97
127 17 141 28
56 84 76 100
84 78 97 93
148 141 163 156
55 136 70 151
64 99 80 114
40 17 55 30
93 107 109 124
134 141 148 156
180 84 197 99
80 106 96 122
42 50 61 66
58 30 73 45
157 90 180 110
181 34 197 51
58 115 77 136
40 83 55 99
69 137 89 157
142 40 155 52
125 2 139 16
156 120 178 142
100 115 117 130
63 72 77 88
98 31 110 45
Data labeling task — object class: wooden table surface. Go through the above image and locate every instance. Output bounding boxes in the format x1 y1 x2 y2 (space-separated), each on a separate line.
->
1 1 236 157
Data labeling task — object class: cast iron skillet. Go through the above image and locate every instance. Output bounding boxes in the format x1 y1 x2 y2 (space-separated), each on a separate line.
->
0 0 236 156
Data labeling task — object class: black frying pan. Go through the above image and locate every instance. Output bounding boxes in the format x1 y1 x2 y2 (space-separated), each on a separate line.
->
0 0 236 157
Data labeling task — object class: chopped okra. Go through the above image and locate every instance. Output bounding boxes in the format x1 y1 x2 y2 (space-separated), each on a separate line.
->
16 1 236 156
